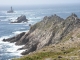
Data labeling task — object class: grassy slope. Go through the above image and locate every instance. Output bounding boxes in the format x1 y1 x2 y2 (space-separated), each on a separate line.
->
13 28 80 60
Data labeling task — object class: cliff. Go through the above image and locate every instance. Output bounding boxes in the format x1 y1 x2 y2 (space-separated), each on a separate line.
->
3 13 80 57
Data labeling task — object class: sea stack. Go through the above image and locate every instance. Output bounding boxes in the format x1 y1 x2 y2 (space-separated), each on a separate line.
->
7 6 14 13
11 15 28 23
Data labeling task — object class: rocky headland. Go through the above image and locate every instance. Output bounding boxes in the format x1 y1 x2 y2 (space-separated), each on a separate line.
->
3 13 80 60
11 15 28 23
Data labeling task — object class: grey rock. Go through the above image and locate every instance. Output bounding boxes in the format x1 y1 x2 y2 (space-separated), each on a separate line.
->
11 15 28 23
3 32 25 43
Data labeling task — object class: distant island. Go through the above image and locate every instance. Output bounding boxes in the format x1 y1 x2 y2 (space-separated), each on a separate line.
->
7 6 14 13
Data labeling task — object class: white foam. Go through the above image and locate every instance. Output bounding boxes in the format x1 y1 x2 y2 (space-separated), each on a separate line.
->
0 35 16 47
10 49 26 56
6 45 24 52
5 42 25 56
12 31 23 35
8 17 17 22
9 22 28 24
0 35 26 56
28 20 34 23
9 19 16 22
20 28 26 30
12 30 27 35
0 35 12 42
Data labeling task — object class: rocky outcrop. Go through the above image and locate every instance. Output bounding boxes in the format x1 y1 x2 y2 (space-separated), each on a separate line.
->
60 13 80 40
3 13 80 55
11 15 28 23
3 32 25 43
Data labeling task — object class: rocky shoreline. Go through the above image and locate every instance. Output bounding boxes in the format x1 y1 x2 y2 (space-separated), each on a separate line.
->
3 13 80 55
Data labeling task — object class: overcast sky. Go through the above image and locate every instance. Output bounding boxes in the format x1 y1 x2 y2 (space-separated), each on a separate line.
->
0 0 80 6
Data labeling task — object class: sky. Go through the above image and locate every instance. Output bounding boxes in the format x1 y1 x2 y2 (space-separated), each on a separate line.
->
0 0 80 6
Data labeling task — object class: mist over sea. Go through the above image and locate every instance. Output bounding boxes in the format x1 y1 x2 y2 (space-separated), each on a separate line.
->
0 5 80 60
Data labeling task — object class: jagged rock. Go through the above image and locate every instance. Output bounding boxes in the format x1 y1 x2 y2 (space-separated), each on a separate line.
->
3 14 80 55
3 32 25 43
21 42 38 55
71 13 78 17
11 15 28 23
60 13 80 40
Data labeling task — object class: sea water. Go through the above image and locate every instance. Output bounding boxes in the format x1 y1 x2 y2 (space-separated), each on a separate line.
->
0 5 80 60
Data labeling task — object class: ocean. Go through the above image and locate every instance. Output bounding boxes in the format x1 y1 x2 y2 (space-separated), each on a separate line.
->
0 5 80 60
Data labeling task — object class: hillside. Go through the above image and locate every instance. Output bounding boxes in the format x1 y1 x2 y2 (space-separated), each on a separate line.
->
3 13 80 60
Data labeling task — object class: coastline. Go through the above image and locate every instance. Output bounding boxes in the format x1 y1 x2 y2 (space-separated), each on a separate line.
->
0 5 80 60
3 13 80 55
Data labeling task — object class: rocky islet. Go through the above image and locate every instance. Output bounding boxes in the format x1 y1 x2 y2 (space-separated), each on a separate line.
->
11 15 28 23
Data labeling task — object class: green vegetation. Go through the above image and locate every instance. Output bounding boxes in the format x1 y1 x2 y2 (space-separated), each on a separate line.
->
61 33 73 42
77 34 80 38
62 48 76 54
44 23 51 29
30 22 41 31
13 47 80 60
13 52 62 60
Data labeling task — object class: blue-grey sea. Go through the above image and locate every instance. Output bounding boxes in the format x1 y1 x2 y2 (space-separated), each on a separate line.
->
0 5 80 60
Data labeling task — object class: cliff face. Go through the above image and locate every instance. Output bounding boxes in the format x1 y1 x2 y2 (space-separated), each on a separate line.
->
3 13 80 55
